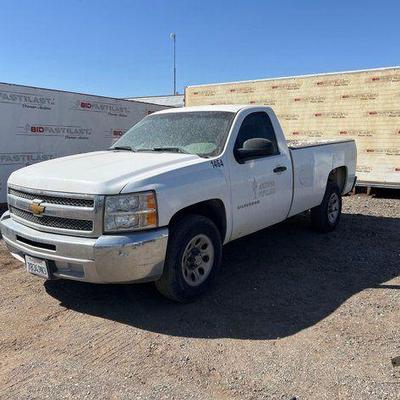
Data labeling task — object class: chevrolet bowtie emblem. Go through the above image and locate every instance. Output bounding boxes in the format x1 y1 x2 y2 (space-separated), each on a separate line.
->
30 199 45 216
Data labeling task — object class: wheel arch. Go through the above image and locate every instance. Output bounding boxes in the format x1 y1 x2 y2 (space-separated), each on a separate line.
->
168 199 227 242
327 166 347 194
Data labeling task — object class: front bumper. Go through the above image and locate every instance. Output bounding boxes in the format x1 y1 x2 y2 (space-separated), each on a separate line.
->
0 211 168 283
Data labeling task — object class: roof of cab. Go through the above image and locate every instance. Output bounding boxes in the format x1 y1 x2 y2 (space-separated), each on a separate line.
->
153 104 250 114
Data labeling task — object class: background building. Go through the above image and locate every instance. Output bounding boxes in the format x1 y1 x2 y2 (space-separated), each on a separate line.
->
127 94 184 108
186 67 400 188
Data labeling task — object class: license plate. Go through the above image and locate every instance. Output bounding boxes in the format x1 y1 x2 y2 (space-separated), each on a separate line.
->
25 255 49 279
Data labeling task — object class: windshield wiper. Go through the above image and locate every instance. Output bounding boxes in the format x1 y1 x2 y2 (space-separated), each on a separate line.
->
134 147 193 154
109 146 136 152
151 146 191 154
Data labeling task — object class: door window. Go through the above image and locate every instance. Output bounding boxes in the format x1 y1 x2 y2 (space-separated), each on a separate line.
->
234 112 279 155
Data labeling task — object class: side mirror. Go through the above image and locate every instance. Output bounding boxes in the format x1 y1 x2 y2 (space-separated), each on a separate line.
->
235 138 275 163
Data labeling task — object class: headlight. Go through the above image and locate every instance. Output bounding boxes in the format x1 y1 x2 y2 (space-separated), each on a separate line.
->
104 191 157 232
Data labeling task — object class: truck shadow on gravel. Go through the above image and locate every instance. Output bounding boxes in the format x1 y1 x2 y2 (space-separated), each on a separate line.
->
45 212 399 340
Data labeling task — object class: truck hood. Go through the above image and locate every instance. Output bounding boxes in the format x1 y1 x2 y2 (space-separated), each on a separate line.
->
8 150 203 194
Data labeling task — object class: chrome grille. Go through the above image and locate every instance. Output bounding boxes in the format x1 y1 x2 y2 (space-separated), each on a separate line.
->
7 186 102 237
10 206 93 231
8 188 94 208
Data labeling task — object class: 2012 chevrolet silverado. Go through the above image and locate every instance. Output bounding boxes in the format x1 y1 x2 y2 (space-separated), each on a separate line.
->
0 105 357 301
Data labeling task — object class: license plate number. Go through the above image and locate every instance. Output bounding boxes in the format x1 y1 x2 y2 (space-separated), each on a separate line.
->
25 256 49 279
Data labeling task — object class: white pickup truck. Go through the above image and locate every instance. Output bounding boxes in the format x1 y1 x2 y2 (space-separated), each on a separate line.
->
0 105 356 302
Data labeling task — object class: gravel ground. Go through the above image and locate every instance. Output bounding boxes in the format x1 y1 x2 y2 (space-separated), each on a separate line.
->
0 195 399 399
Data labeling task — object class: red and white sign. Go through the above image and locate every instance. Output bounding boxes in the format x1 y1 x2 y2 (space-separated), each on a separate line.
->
0 82 169 203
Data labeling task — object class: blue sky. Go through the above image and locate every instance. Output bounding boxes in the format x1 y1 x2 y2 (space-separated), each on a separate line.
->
1 0 398 98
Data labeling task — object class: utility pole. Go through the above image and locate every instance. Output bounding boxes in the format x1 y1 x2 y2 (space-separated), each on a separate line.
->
170 33 176 95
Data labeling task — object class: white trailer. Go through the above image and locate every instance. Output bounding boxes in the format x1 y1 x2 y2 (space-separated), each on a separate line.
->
0 82 169 203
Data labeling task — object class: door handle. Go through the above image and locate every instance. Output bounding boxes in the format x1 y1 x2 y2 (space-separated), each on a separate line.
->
273 166 287 173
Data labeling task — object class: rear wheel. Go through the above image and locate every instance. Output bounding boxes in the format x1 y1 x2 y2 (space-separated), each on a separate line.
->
311 182 342 233
155 215 222 302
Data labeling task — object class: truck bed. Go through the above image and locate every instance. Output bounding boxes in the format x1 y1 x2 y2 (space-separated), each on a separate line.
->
287 138 357 218
287 138 354 150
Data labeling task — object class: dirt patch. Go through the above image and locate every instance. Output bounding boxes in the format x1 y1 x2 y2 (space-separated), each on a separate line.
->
0 195 399 399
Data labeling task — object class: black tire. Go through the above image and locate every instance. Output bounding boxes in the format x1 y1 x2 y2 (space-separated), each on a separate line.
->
155 214 222 302
311 182 342 233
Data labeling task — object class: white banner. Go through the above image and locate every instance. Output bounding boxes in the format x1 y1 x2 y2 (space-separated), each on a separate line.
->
0 83 168 203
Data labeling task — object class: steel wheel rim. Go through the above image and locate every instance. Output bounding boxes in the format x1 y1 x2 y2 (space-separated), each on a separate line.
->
181 234 214 287
327 193 339 223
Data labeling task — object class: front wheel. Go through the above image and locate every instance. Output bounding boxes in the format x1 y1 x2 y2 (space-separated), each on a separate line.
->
311 182 342 233
155 215 222 302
